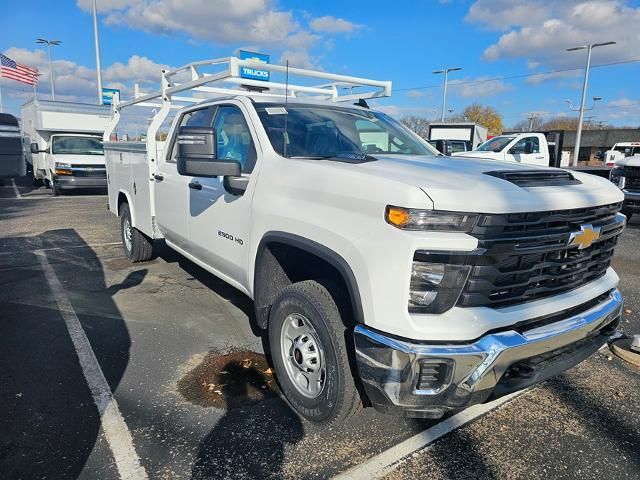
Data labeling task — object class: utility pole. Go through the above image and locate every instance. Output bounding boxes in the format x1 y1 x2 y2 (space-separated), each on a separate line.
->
433 67 462 122
36 38 61 101
527 113 538 132
92 0 104 105
566 41 616 166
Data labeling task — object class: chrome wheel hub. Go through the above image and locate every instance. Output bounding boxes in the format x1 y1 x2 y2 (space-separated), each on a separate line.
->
123 218 132 251
280 313 326 399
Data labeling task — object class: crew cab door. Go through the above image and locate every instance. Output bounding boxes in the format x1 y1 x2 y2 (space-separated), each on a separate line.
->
505 135 546 165
154 108 216 250
186 103 258 289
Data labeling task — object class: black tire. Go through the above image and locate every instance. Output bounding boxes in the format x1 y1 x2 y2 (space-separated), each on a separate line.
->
120 203 154 262
622 208 633 222
32 176 43 187
268 280 362 424
50 178 60 196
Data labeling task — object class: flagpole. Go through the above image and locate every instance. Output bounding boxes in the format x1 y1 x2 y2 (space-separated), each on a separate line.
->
0 84 3 113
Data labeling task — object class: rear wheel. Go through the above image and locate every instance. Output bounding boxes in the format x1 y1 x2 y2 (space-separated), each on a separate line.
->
120 203 154 262
268 280 362 424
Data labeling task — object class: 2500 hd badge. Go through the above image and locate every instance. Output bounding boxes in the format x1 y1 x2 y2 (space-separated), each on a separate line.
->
218 230 244 246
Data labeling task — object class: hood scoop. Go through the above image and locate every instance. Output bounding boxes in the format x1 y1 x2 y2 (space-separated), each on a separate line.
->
484 170 582 188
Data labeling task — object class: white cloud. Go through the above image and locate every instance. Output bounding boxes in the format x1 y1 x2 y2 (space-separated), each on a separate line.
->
467 0 639 70
525 69 581 85
373 104 440 118
309 16 361 34
449 76 511 98
76 0 360 70
598 97 640 121
1 47 167 103
405 90 426 98
103 55 168 85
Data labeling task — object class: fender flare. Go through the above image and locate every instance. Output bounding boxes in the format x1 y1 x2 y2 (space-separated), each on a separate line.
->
254 231 365 328
116 189 136 226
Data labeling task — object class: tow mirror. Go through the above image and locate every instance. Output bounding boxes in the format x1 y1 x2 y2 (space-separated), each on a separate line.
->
30 142 41 154
177 126 237 177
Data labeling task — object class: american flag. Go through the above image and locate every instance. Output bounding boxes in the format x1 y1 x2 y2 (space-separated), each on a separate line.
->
1 53 39 86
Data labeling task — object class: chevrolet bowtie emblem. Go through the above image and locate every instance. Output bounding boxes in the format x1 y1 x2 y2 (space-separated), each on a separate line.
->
568 224 601 249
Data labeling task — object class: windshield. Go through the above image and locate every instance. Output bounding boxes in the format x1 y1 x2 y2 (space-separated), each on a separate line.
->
255 104 437 158
51 136 104 155
475 136 514 153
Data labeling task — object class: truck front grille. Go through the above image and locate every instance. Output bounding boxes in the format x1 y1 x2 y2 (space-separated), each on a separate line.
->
71 164 106 177
459 202 624 308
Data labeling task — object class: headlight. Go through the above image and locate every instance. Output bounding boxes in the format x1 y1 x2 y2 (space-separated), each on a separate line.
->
409 261 471 314
386 206 477 232
54 162 73 175
609 167 625 189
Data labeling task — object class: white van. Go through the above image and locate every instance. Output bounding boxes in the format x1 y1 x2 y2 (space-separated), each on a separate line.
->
21 100 112 195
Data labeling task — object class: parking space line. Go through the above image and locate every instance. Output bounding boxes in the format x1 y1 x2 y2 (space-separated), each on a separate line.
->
36 249 148 480
10 179 21 199
332 391 526 480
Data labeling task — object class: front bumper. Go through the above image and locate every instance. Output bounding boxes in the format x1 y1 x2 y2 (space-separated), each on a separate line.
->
354 289 622 418
54 174 107 190
622 190 640 211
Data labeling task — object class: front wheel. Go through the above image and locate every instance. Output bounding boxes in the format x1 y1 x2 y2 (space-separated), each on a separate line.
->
50 178 60 196
269 280 362 424
120 203 154 262
622 208 634 222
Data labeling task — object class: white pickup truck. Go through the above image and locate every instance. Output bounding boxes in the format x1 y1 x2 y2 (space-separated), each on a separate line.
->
452 132 557 167
105 58 625 424
609 155 640 220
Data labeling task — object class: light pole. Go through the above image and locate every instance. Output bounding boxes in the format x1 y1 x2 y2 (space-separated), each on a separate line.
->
566 41 615 166
433 67 462 122
36 38 61 101
92 0 104 105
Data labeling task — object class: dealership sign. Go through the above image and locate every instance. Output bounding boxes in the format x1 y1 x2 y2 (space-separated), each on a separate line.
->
239 51 270 82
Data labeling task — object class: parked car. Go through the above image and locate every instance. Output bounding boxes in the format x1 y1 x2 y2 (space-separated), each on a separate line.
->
105 57 625 425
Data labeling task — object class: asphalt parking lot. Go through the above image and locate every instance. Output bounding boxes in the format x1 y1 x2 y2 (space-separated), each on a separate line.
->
1 176 639 480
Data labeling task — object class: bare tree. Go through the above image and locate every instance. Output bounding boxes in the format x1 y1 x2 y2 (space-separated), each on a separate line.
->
401 116 431 138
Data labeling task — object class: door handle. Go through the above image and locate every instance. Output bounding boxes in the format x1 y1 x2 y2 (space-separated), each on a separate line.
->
154 174 164 181
188 181 202 190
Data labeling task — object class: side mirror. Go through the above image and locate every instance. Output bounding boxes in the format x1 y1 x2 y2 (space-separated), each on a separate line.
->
30 142 40 154
177 126 237 177
435 139 453 156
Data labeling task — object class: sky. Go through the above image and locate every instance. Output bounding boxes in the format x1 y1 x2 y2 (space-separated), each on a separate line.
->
2 0 640 130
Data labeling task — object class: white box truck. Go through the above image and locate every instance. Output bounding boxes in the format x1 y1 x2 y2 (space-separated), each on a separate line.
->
104 57 624 424
21 100 112 195
428 122 488 154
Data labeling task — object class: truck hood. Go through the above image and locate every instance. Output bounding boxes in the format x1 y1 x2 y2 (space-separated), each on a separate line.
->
49 154 105 166
450 151 502 159
615 155 640 167
343 154 623 213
